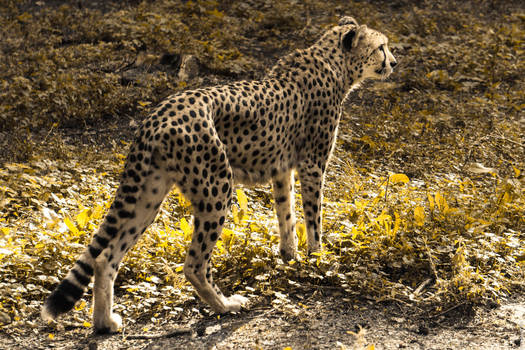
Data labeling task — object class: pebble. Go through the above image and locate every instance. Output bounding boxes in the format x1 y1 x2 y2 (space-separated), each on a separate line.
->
0 311 11 324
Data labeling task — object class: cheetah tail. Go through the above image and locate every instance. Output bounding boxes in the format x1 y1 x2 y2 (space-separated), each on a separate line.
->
42 137 154 322
41 253 95 321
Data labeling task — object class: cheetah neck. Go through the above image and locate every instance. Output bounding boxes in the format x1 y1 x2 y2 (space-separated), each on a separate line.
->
268 50 348 108
315 30 366 92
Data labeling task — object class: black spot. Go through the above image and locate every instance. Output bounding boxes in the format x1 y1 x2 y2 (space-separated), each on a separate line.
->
89 245 102 258
124 196 136 204
76 260 94 276
118 210 132 218
59 279 84 300
194 218 200 230
95 234 109 247
275 196 287 204
72 269 90 286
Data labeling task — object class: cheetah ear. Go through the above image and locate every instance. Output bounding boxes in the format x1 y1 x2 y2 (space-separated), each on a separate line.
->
342 29 356 51
342 24 367 51
338 16 358 26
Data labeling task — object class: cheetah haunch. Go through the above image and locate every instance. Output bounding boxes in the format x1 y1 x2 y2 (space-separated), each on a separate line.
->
42 16 397 333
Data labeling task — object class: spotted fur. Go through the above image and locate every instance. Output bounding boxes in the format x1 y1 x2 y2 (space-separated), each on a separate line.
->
42 16 396 333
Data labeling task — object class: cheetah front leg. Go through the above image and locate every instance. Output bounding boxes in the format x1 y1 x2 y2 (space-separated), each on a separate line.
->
272 169 297 261
298 164 325 254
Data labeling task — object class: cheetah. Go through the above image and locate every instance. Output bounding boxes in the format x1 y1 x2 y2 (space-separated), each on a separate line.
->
42 16 397 333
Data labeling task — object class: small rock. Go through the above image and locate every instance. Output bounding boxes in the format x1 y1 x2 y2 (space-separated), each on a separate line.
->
178 55 200 81
88 341 97 350
392 317 406 323
417 324 429 336
205 324 221 335
513 336 521 347
160 53 181 68
0 311 11 324
196 325 206 337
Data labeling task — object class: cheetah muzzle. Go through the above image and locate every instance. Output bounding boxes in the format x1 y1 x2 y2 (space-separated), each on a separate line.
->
42 16 397 333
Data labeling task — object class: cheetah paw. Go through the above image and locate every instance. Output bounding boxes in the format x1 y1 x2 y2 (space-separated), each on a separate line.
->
95 313 122 334
280 249 300 263
223 294 249 312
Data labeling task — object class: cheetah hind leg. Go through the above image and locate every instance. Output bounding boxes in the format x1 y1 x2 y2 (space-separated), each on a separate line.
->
272 169 298 262
182 209 249 313
181 167 248 313
92 159 173 333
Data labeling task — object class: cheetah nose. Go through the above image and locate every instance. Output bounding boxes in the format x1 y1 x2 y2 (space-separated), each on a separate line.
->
390 60 397 68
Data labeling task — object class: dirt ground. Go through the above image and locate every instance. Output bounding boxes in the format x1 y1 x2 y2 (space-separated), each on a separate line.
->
1 292 524 349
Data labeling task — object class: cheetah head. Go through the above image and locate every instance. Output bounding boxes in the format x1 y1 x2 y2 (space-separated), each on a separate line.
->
339 16 397 82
